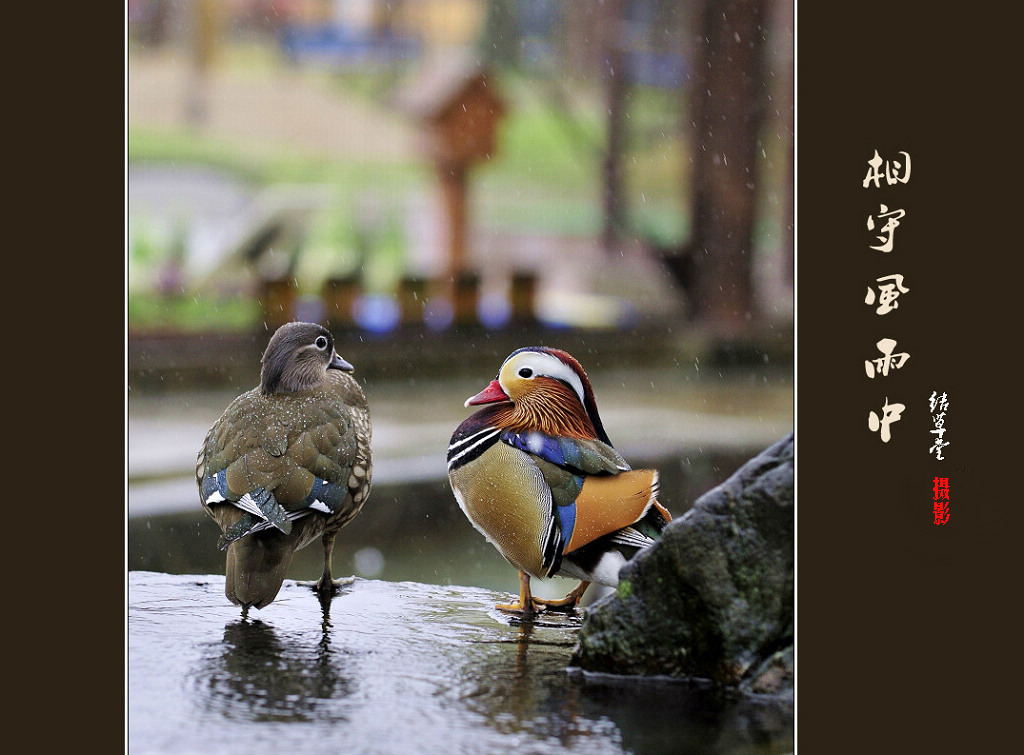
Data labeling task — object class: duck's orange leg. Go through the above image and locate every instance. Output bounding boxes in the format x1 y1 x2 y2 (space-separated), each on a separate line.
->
496 570 541 616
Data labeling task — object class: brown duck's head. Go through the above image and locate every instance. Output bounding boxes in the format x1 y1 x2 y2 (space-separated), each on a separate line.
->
260 322 354 395
465 346 612 444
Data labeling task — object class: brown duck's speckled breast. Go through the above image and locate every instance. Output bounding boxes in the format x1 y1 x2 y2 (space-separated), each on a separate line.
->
449 442 552 578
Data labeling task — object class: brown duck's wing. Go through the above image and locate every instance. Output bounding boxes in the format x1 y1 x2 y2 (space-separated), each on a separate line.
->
197 378 372 544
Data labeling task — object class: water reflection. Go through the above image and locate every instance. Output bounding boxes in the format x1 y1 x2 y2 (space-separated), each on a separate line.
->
453 616 621 749
196 587 352 724
450 614 792 755
568 671 793 754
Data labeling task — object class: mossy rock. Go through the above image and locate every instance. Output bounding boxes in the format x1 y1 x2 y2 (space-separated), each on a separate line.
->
571 433 794 696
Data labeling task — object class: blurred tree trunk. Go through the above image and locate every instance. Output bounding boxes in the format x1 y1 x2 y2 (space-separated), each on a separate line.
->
776 0 794 290
601 0 627 253
679 0 772 331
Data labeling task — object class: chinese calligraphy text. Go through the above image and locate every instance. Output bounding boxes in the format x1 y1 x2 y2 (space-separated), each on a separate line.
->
862 149 911 188
868 398 905 443
929 391 949 460
865 337 910 378
863 149 912 444
867 204 906 252
865 273 910 314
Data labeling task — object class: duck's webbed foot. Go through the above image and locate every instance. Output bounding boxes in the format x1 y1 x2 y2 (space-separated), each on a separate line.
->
530 580 590 613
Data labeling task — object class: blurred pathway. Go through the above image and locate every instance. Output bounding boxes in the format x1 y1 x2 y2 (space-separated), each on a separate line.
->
127 50 418 162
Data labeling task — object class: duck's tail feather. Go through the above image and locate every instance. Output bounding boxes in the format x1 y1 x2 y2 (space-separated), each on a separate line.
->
224 534 295 610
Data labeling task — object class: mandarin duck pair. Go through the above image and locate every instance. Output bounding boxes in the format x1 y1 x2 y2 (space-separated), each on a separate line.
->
199 324 669 616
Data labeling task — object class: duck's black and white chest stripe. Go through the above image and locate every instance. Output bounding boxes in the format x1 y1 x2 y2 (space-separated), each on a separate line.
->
447 427 502 473
447 405 508 473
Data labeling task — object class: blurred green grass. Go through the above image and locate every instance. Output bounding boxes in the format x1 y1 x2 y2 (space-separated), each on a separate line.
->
127 291 262 333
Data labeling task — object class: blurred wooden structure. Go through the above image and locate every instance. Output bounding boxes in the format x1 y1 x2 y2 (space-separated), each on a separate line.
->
261 277 291 331
322 275 361 330
396 51 505 326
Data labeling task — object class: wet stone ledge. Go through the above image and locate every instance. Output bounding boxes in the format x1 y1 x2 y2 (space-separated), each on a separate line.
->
128 572 793 754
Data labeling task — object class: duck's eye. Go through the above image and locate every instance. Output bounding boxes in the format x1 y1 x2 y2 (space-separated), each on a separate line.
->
314 336 329 351
518 367 534 378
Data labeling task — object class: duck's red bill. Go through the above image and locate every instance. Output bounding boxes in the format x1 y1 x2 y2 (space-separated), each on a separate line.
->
465 380 509 406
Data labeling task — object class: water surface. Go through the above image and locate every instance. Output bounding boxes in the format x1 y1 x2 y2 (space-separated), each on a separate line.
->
128 572 792 754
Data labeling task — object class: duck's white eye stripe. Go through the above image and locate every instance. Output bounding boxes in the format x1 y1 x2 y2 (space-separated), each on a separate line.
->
314 336 329 350
502 352 586 404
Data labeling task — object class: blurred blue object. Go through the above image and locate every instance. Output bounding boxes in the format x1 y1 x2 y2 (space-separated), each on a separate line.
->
279 23 420 67
353 294 401 334
423 298 454 332
477 291 511 330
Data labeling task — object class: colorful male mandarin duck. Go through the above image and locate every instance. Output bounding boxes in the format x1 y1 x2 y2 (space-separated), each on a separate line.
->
447 347 671 615
196 322 372 613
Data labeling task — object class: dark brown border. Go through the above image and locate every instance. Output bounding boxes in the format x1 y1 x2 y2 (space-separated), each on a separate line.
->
797 2 1016 751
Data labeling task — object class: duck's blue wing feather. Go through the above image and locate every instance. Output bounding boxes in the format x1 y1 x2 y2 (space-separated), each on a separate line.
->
499 430 629 475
